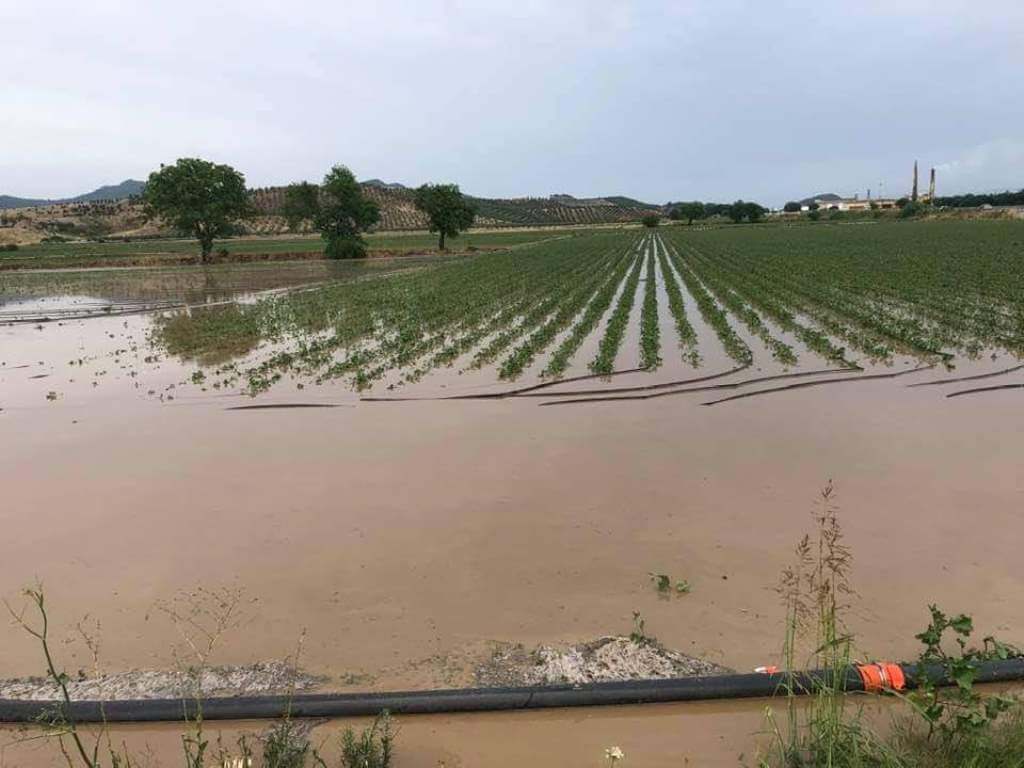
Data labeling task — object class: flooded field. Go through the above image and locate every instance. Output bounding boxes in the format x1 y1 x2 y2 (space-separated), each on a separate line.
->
2 221 1023 764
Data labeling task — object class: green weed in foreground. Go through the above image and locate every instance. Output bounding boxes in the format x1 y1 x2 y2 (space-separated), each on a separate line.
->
4 585 396 768
757 482 1023 768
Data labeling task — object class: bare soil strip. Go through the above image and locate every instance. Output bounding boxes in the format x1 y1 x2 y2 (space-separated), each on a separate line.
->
540 366 862 406
907 361 1024 387
701 365 935 406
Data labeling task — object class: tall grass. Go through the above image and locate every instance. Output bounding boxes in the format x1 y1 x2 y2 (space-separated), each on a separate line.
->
758 482 1022 768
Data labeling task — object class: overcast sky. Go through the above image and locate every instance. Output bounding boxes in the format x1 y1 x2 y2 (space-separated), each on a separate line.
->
3 0 1023 206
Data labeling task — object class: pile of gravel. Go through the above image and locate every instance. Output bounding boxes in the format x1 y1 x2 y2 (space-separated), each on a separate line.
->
0 661 323 701
475 636 730 687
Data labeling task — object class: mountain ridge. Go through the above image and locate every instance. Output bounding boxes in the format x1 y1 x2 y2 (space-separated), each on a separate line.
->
0 180 146 209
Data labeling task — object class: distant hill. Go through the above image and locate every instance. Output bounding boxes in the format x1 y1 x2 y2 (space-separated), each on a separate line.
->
74 180 146 202
251 186 660 230
2 181 662 245
798 192 841 205
0 179 146 209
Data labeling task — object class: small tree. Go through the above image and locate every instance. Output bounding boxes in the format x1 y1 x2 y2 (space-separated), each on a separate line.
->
640 213 661 228
808 202 821 211
413 183 476 250
783 201 801 213
143 158 250 262
313 165 380 258
281 181 320 232
728 200 763 223
671 201 705 225
900 201 924 219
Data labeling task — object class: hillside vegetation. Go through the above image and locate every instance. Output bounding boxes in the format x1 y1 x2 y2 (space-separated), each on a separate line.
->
0 183 659 246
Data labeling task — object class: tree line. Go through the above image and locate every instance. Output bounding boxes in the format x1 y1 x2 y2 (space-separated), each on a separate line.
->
933 189 1024 208
143 158 476 262
666 200 766 224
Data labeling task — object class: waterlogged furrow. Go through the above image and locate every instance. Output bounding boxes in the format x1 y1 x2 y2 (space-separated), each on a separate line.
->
675 240 846 364
469 246 623 371
695 244 907 361
156 232 637 393
365 236 628 387
498 245 633 380
590 245 645 375
542 242 640 379
639 245 661 369
400 240 603 382
667 234 894 362
654 237 699 367
665 237 796 365
662 239 752 365
676 226 972 362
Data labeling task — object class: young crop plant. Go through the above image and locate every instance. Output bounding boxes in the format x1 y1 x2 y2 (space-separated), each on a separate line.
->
589 245 645 375
669 238 796 365
498 245 632 380
638 246 662 369
662 237 752 365
542 236 642 378
469 239 625 371
654 237 700 367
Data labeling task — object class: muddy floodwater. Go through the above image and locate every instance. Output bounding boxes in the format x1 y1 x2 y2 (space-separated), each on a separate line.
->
3 250 1024 765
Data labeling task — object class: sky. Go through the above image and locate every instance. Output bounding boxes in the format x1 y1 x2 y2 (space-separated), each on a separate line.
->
3 0 1023 206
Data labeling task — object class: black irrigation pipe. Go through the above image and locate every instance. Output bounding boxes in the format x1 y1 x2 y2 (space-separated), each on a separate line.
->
947 383 1024 399
225 403 347 410
360 367 651 402
540 366 862 406
3 659 1024 723
2 302 186 325
702 364 934 406
907 362 1024 387
511 363 751 399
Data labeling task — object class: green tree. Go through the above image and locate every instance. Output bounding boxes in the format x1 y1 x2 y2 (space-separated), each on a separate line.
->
783 201 801 213
728 200 764 223
640 213 661 228
670 201 705 225
143 158 251 262
314 165 380 259
281 181 320 232
413 183 476 250
900 201 924 219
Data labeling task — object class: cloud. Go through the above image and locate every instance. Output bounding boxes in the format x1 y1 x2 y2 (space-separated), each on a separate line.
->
935 139 1024 193
2 0 1023 203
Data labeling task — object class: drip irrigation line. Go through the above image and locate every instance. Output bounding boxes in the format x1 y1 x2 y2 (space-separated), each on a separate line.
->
2 658 1023 723
701 365 934 406
225 403 348 410
360 367 650 402
540 366 862 407
907 362 1024 387
2 303 186 324
511 364 750 398
947 383 1024 399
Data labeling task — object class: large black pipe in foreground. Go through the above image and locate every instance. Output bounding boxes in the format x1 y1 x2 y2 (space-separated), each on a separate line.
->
3 659 1024 724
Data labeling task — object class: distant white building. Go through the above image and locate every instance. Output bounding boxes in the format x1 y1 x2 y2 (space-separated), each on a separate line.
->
800 196 899 212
